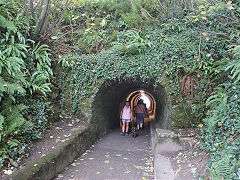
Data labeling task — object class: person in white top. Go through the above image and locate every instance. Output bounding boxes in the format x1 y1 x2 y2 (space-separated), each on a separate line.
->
120 101 132 136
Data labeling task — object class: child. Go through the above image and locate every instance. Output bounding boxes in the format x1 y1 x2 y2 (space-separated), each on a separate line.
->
120 101 132 136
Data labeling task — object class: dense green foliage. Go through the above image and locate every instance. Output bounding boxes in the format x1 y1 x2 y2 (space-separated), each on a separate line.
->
201 43 240 179
0 0 239 179
60 1 240 179
0 0 52 171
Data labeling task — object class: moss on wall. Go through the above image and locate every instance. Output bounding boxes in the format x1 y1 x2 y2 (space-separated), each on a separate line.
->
171 102 198 128
59 71 201 135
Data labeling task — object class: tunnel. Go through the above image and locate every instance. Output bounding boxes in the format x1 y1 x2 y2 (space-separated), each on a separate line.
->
91 79 172 135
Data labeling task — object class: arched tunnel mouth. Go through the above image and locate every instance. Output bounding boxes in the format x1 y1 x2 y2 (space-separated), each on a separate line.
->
91 79 172 134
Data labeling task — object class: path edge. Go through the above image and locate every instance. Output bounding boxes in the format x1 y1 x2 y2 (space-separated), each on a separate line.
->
7 125 96 180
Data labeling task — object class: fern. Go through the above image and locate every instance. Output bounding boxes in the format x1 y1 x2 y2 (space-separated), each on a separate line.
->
225 44 240 83
206 89 228 108
27 42 52 95
0 15 16 32
226 60 240 83
113 29 151 54
210 156 236 180
1 101 31 135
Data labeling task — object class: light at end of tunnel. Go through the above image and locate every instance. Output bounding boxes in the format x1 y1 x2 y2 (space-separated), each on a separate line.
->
140 94 151 109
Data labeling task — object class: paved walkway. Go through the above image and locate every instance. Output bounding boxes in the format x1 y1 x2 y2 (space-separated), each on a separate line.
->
54 128 154 180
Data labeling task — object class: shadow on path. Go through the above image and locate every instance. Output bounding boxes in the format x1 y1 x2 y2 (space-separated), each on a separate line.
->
54 128 154 180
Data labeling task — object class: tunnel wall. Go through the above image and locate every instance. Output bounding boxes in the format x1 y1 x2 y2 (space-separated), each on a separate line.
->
74 79 172 138
61 74 196 139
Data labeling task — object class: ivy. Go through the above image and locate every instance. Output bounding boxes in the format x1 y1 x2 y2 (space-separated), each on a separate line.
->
65 14 232 115
61 2 240 178
0 0 53 171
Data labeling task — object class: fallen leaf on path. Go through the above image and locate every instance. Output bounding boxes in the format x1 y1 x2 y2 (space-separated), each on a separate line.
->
134 165 145 170
71 163 76 166
176 168 181 174
178 152 183 156
125 170 131 174
58 174 63 178
191 167 197 174
3 170 13 175
104 160 110 164
143 172 150 176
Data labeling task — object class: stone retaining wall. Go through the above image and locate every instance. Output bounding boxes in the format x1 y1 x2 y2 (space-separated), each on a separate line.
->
9 126 95 180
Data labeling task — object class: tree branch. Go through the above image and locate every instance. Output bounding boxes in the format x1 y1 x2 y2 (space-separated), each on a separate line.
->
50 0 72 35
198 32 202 61
131 0 156 20
33 0 50 40
30 0 35 20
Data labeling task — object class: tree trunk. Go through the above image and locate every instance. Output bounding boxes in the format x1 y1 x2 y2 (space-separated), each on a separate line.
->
30 0 35 20
33 0 50 40
24 0 30 26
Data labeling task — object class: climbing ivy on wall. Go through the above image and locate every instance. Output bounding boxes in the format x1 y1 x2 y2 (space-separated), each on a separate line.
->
60 2 240 179
63 4 237 118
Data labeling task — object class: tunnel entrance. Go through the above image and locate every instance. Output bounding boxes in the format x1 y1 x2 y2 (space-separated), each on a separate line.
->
91 79 171 134
126 89 156 124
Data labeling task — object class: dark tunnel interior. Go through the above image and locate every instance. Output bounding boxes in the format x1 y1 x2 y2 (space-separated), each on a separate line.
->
91 79 172 133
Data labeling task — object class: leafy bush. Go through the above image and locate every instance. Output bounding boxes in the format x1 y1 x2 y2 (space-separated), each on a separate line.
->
201 41 240 179
201 81 240 179
112 29 152 55
0 0 53 170
63 3 240 178
21 97 50 140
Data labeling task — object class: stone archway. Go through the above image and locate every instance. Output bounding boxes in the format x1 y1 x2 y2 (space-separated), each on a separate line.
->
90 79 172 136
126 89 156 122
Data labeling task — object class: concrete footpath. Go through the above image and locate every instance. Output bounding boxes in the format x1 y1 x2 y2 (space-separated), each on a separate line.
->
54 129 154 180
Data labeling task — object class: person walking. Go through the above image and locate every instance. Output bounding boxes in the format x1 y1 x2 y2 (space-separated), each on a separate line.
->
120 101 132 136
134 99 146 130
